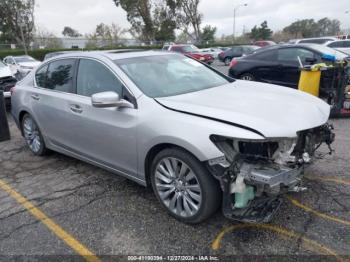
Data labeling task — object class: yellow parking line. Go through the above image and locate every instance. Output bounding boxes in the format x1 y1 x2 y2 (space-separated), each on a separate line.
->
0 179 101 262
287 196 350 226
211 223 345 262
306 176 350 187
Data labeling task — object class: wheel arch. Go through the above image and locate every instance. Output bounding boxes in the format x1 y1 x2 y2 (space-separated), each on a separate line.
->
18 110 30 136
144 143 204 187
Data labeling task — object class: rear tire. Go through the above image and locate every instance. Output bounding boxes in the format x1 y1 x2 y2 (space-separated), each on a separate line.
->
21 114 49 156
240 73 255 81
150 148 221 224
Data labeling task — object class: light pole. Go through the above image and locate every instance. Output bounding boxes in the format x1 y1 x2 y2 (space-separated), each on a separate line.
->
233 3 248 44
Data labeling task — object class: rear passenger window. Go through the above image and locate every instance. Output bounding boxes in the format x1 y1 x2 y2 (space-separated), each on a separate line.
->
35 65 48 88
343 41 350 47
46 59 76 93
254 50 277 61
76 59 123 97
329 41 344 48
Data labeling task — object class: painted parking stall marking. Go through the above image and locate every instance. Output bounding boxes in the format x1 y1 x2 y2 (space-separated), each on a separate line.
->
211 223 345 262
0 179 102 262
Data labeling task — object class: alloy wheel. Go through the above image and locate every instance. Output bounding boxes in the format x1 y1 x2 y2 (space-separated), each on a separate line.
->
23 116 42 153
154 157 202 218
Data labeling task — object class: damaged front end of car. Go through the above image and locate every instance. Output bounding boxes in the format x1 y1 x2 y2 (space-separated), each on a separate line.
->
207 123 335 223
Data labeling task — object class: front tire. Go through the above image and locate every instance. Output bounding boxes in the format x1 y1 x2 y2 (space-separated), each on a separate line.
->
150 148 221 224
21 114 48 156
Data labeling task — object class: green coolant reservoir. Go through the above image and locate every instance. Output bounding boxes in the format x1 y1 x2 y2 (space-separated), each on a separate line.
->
234 185 255 209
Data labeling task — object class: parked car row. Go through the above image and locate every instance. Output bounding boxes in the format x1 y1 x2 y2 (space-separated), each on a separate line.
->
163 44 215 64
0 55 41 106
3 55 41 79
228 44 348 87
218 45 260 65
0 60 17 106
288 37 350 55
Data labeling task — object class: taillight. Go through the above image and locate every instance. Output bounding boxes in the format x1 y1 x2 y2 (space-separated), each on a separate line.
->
229 59 238 68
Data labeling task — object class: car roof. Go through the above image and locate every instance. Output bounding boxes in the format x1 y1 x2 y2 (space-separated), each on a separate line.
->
45 50 175 61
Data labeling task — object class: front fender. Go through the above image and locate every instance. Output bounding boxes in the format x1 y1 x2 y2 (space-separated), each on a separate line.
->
136 99 265 178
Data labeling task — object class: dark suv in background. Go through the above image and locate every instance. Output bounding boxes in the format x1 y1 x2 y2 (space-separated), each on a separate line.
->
218 45 260 65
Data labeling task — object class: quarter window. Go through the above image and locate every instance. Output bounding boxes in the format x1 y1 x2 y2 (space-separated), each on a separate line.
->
46 59 76 93
76 59 123 97
35 65 48 88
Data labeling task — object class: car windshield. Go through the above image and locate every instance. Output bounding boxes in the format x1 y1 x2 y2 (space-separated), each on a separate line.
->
14 56 36 63
0 60 6 67
182 45 199 52
306 44 349 60
115 54 230 98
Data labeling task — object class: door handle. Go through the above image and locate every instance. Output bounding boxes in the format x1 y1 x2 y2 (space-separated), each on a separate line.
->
31 94 40 100
70 104 83 114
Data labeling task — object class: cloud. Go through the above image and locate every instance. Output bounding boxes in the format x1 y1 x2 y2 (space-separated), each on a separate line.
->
35 0 350 37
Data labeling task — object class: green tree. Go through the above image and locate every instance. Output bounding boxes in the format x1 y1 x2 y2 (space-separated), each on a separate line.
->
250 21 273 40
62 26 82 37
113 0 155 41
113 0 202 43
283 18 341 38
0 0 35 48
176 0 202 42
153 0 180 42
200 25 216 43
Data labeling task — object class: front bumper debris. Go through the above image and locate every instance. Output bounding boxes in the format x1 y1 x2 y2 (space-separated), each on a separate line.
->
223 194 283 223
209 123 335 223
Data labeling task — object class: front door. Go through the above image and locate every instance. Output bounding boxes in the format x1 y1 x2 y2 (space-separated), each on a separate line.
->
66 58 138 176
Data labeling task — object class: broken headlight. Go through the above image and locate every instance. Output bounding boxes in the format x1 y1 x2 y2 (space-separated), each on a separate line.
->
210 135 296 164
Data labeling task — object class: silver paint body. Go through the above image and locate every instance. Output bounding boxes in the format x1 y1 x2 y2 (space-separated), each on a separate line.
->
11 51 331 186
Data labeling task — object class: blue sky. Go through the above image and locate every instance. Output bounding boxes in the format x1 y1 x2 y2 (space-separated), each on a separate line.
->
35 0 350 37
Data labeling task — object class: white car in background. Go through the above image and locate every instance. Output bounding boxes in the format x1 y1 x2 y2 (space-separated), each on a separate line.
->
200 47 223 58
0 60 17 105
3 55 41 80
326 40 350 55
289 37 338 45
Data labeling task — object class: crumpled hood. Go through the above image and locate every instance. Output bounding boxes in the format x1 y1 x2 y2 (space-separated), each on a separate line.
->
0 66 12 78
156 80 330 138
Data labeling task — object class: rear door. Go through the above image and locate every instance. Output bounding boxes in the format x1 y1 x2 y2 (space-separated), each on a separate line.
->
248 49 279 83
31 58 79 147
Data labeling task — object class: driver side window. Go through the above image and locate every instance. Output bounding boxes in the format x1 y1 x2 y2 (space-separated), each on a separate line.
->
77 59 123 97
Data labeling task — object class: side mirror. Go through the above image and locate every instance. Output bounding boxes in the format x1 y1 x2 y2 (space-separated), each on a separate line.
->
91 91 134 109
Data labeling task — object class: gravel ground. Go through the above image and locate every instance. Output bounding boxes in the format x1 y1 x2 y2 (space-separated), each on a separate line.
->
0 65 349 260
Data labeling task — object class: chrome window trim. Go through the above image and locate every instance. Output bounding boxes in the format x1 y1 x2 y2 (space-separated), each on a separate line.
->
33 56 137 103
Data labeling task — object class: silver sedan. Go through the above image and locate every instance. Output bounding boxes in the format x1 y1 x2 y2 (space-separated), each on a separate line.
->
11 51 334 224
